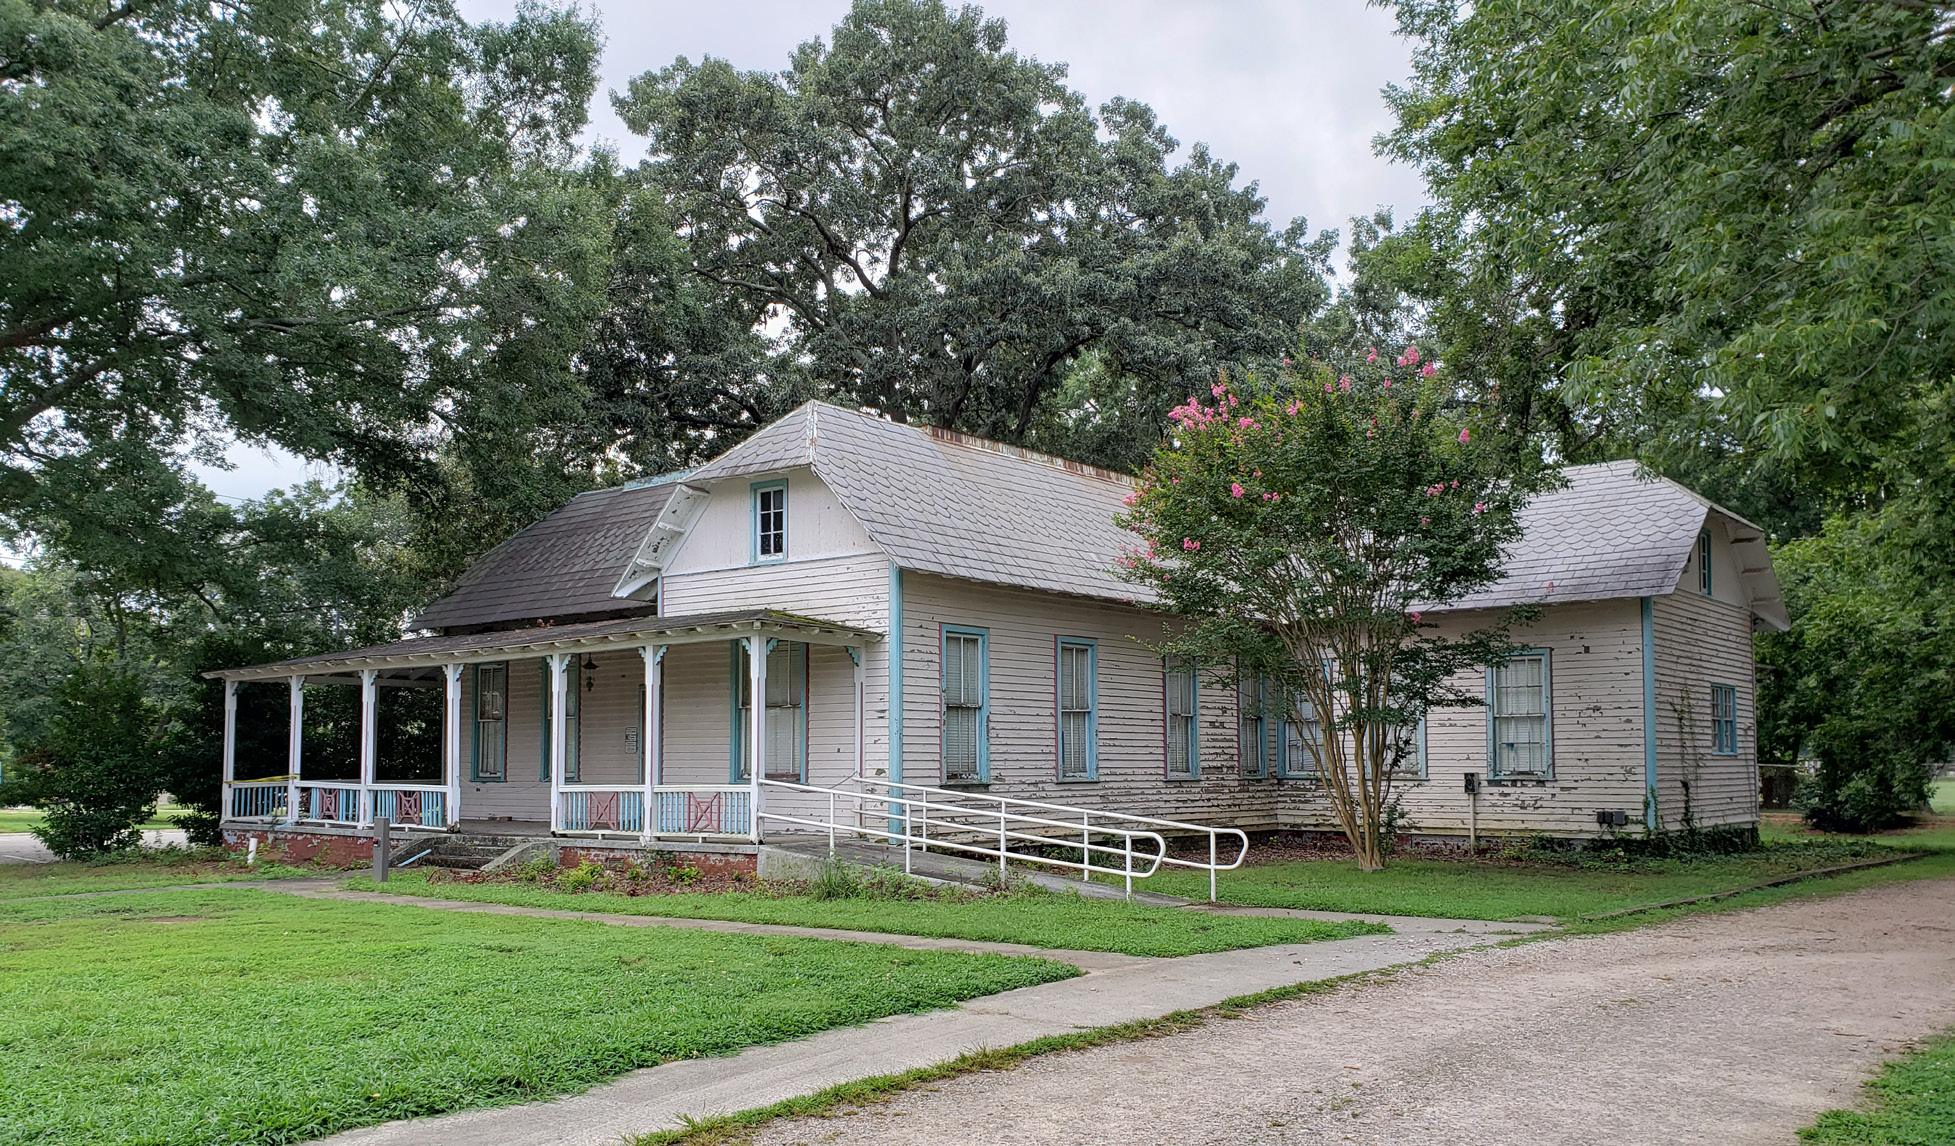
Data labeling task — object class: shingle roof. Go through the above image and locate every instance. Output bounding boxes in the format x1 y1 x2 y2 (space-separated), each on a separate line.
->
686 402 1144 602
1436 459 1789 629
413 482 679 631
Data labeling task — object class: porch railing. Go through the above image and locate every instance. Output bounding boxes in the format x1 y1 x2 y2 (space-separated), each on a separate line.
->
370 786 448 829
227 780 289 822
651 786 752 837
298 783 364 827
559 787 646 834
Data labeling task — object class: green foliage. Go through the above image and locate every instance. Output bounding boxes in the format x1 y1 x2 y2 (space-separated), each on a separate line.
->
613 0 1332 470
1803 1030 1955 1145
1379 0 1955 841
1761 513 1947 832
0 889 1074 1146
1 664 165 857
1117 351 1546 867
0 0 611 553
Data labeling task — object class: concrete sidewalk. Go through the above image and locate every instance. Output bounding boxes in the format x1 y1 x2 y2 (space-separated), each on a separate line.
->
307 885 1542 1146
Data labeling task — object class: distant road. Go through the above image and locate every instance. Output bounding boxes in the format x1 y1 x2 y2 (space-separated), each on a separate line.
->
0 829 190 864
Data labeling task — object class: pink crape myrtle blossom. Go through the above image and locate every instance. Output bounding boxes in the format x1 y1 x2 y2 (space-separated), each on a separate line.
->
1230 482 1246 498
1459 428 1471 443
1182 538 1200 551
1422 362 1436 377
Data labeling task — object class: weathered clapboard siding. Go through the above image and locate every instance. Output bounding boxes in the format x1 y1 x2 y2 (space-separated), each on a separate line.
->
1275 599 1650 838
457 657 551 822
895 571 1278 829
1653 579 1759 831
567 650 647 786
658 469 889 821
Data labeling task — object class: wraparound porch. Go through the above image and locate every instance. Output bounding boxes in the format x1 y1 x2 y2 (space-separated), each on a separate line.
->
209 609 881 843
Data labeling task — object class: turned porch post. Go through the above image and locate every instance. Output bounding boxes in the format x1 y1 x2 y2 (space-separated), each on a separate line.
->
748 634 766 842
357 669 379 826
285 677 303 825
221 679 238 822
442 664 464 828
641 644 664 843
548 652 569 833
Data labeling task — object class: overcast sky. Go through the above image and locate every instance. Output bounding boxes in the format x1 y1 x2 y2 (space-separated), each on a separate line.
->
197 0 1426 503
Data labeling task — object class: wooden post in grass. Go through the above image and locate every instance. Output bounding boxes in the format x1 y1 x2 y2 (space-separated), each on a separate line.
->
373 816 392 883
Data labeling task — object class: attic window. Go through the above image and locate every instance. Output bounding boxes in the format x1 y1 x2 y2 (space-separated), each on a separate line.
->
754 482 786 562
1697 530 1712 596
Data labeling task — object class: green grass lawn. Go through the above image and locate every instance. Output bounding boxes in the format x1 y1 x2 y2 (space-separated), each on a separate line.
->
346 870 1390 957
0 807 184 834
0 851 309 900
0 888 1076 1146
1802 1029 1955 1144
1113 840 1941 923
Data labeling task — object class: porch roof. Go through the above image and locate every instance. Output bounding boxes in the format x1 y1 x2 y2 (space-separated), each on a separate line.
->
205 609 882 683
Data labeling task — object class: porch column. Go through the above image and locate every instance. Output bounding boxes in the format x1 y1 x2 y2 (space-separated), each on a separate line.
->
748 634 767 842
221 679 237 822
358 669 379 826
442 664 464 828
548 652 569 833
285 677 303 825
640 644 664 844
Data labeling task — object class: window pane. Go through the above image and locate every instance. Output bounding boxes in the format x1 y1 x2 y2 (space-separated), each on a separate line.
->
1060 712 1090 777
944 708 979 779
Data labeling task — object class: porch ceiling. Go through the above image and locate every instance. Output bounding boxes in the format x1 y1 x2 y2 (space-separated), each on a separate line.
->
205 608 882 683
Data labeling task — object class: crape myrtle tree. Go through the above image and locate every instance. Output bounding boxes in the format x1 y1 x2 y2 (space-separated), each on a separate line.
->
1116 348 1545 869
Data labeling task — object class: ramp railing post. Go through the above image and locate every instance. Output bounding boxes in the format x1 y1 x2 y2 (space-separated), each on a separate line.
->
1082 810 1090 882
998 807 1007 882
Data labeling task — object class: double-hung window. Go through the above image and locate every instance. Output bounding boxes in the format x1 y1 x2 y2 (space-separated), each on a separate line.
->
1710 683 1738 756
1390 712 1428 780
942 628 988 783
734 641 807 781
1697 530 1713 596
1489 652 1551 779
753 482 787 562
1238 676 1278 778
471 663 507 782
1280 681 1324 779
1057 639 1097 780
1165 660 1198 779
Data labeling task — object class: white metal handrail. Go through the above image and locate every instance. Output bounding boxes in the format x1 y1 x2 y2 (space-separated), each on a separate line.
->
873 777 1250 902
757 778 1169 898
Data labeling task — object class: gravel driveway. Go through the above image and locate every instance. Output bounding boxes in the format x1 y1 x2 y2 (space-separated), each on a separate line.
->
754 878 1955 1146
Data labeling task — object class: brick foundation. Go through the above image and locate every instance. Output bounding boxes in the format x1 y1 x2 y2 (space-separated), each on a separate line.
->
223 827 375 867
556 845 756 878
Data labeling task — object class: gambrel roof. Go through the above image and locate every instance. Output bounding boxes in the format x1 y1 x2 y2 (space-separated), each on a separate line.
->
685 402 1142 603
413 482 678 632
1438 459 1789 630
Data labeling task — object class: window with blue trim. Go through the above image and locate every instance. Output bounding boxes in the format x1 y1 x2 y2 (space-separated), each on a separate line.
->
1389 712 1428 780
471 663 507 782
1279 681 1325 779
1165 660 1198 779
1238 675 1268 778
1489 653 1551 778
1710 683 1738 755
1057 639 1097 780
754 482 787 562
942 628 988 782
733 641 807 781
1697 530 1713 596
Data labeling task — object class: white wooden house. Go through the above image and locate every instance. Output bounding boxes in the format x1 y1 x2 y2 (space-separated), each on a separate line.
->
213 402 1788 860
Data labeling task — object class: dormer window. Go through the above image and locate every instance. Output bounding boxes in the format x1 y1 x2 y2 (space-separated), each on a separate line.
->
1697 530 1712 596
754 482 787 562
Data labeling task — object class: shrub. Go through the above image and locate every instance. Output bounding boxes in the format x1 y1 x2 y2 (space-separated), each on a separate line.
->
557 860 605 892
3 666 166 858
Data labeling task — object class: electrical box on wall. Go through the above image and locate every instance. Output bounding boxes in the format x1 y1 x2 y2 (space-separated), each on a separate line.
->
1595 809 1629 828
